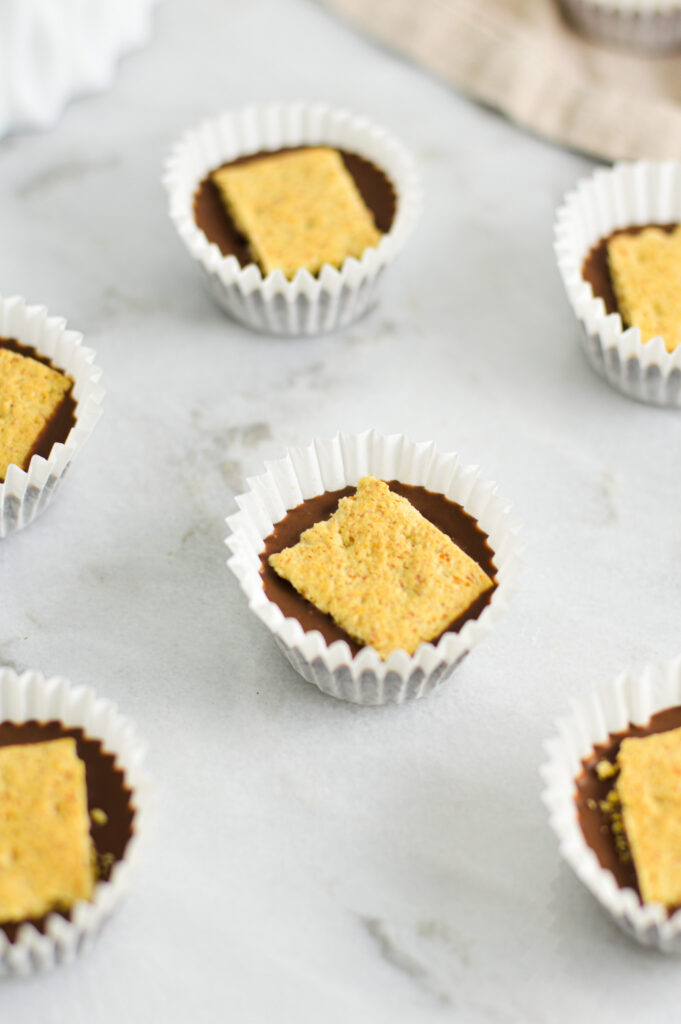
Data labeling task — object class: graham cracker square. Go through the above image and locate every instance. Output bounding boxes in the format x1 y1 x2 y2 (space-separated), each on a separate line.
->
0 738 94 922
0 348 72 481
608 226 681 351
211 147 382 279
617 725 681 907
269 476 493 659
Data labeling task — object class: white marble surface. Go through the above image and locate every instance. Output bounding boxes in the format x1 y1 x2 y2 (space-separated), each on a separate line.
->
2 1 681 1020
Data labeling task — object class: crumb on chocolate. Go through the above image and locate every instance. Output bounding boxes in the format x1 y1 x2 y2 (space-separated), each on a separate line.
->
0 348 72 481
596 759 618 780
97 851 115 881
211 147 382 279
608 226 681 352
0 738 94 922
599 788 620 815
268 476 493 659
90 807 108 827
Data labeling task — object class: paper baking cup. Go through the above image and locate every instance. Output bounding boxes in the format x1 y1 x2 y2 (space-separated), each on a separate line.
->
557 0 681 51
0 295 104 538
225 431 521 705
0 667 150 976
541 655 681 952
0 0 160 137
555 160 681 406
163 102 420 336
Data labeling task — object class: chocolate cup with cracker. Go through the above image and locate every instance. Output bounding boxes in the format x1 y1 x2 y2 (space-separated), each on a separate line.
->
163 103 420 336
557 0 681 52
0 667 149 976
555 161 681 407
225 431 521 706
0 294 104 538
541 656 681 952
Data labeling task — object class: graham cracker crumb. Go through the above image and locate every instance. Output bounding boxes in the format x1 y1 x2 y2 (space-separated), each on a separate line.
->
97 851 115 880
269 476 493 659
608 226 681 351
0 348 72 481
596 759 618 780
0 738 94 922
617 726 681 906
212 147 382 279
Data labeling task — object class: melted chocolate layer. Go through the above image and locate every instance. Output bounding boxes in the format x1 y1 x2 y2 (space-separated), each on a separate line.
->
260 482 497 655
0 337 77 482
581 223 678 316
0 720 134 942
575 704 681 904
193 147 396 269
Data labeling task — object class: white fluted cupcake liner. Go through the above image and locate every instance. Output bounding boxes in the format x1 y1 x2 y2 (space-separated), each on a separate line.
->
225 430 521 706
0 0 160 138
0 295 104 538
541 655 681 952
555 160 681 406
164 102 420 336
0 667 150 976
557 0 681 51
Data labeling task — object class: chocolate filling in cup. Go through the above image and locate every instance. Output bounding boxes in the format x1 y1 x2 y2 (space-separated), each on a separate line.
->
581 223 678 321
260 482 497 655
0 338 77 482
194 148 396 270
575 705 681 906
0 721 134 944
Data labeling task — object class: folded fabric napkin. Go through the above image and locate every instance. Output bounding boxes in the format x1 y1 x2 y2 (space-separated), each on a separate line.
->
322 0 681 161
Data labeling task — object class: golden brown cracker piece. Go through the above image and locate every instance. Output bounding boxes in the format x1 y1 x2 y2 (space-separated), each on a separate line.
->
617 726 681 907
212 147 382 279
0 738 94 922
608 226 681 351
0 348 72 481
269 476 493 659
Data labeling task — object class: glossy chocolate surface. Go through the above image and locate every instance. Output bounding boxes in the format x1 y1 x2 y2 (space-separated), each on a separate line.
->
575 704 681 902
581 223 678 317
0 337 77 481
0 720 134 941
260 482 497 655
193 147 396 269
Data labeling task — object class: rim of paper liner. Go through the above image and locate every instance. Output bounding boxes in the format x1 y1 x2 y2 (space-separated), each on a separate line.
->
0 667 150 975
163 101 420 297
225 431 521 685
0 295 104 507
569 0 681 11
555 160 681 378
541 656 681 951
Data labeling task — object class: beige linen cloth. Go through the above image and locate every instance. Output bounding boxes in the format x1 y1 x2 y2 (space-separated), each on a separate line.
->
322 0 681 161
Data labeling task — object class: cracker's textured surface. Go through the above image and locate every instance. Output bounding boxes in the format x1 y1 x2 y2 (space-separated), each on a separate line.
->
212 147 382 279
608 226 681 351
0 348 72 480
617 726 681 907
269 476 493 659
0 738 94 922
